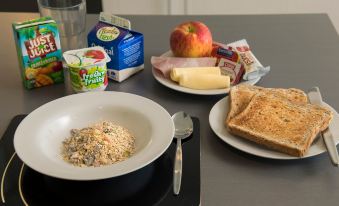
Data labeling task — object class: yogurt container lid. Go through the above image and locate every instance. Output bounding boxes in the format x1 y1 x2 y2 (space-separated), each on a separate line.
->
63 46 111 68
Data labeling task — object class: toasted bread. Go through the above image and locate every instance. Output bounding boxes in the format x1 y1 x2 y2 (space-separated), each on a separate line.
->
227 93 333 157
226 85 308 124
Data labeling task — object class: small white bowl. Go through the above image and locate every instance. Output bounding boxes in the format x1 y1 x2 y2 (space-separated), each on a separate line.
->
14 92 174 180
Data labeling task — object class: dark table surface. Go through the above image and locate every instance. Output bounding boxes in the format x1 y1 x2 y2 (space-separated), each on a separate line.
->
1 12 339 206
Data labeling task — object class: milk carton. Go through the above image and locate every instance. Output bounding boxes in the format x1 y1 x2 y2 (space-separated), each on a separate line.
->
12 17 64 89
87 13 144 82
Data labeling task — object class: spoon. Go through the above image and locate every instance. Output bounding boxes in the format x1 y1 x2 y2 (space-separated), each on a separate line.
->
172 111 193 195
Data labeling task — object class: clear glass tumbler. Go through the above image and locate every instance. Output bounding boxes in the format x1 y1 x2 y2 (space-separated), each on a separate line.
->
37 0 87 52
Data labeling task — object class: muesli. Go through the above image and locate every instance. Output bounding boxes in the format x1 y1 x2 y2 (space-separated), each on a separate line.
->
62 121 135 167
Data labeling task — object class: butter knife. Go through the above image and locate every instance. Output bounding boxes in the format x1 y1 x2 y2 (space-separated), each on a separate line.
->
308 87 339 166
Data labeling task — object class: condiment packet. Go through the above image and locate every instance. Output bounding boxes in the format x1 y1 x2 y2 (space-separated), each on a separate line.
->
211 43 244 85
227 39 270 80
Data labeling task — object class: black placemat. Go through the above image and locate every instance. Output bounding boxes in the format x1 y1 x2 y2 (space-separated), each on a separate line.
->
0 115 200 206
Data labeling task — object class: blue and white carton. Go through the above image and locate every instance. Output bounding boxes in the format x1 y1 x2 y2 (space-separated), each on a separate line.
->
88 13 144 82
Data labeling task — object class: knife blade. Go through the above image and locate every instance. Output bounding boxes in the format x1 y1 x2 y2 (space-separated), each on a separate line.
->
308 87 339 166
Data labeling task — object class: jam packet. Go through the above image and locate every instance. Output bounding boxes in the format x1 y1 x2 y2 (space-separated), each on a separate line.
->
211 43 244 85
227 39 270 80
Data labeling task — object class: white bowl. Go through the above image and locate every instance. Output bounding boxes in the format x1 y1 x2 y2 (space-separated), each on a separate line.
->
14 92 174 180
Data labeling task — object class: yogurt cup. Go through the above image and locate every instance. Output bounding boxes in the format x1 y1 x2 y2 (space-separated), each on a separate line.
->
63 46 111 93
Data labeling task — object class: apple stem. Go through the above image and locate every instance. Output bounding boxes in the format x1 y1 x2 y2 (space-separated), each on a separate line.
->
188 26 195 33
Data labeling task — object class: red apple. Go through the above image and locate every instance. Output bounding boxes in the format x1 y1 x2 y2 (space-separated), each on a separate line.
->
170 21 213 57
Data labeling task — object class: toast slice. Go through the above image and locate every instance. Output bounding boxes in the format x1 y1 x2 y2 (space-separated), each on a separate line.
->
226 85 308 124
227 93 333 157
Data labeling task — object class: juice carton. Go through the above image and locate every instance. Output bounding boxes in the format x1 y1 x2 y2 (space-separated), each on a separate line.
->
12 17 64 89
88 13 144 82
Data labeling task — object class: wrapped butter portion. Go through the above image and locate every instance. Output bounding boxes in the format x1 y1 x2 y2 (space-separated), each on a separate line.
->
170 67 220 82
227 39 270 80
179 74 230 90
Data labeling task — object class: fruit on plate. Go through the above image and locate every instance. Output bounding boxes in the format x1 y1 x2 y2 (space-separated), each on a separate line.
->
170 21 213 58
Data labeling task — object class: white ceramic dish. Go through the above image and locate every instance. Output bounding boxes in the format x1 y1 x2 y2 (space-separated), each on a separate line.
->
152 51 261 95
14 92 175 180
209 96 339 160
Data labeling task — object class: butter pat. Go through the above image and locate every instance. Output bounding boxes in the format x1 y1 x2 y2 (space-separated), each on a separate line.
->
170 67 220 82
179 74 230 90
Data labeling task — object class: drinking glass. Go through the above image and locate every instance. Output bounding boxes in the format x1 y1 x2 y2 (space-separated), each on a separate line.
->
37 0 87 52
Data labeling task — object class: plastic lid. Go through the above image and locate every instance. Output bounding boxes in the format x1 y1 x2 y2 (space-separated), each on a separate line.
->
63 46 111 68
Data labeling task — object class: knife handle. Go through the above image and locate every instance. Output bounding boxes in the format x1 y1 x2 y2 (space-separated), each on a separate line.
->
308 87 339 166
321 128 339 166
308 87 323 103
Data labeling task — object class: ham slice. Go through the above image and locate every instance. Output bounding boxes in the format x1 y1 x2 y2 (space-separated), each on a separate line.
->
151 56 217 78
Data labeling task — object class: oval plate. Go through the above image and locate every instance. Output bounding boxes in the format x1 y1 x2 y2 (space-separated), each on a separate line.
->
152 51 261 95
209 96 339 160
14 92 174 180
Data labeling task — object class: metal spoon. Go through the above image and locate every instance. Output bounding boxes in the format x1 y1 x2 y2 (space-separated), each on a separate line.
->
172 111 193 195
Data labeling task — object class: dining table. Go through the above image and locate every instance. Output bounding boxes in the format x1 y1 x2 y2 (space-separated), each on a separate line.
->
1 12 339 206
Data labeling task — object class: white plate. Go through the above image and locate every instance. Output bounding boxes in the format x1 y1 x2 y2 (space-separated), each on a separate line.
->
14 92 174 180
152 51 261 95
209 96 339 159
